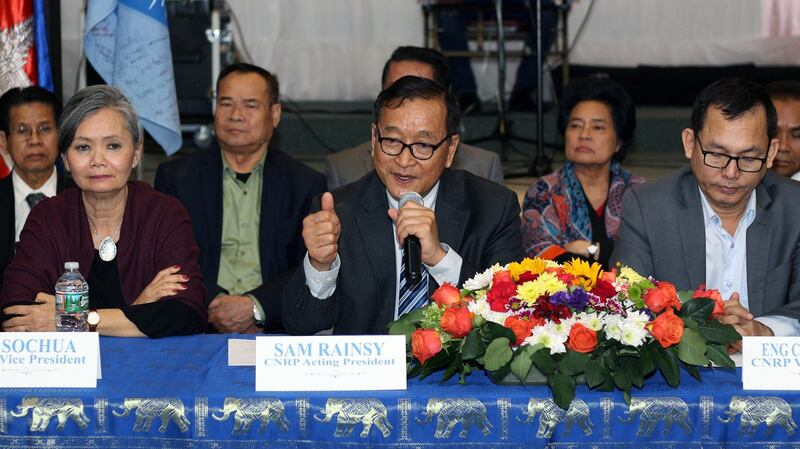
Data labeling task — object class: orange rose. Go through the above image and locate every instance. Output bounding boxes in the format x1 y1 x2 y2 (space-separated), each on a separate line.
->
504 316 533 346
647 308 685 348
411 329 442 365
600 268 617 284
692 284 724 319
431 283 463 308
643 281 681 313
440 307 473 338
566 322 598 353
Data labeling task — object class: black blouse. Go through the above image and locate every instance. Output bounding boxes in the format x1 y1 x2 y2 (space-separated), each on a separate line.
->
87 251 202 338
553 188 614 269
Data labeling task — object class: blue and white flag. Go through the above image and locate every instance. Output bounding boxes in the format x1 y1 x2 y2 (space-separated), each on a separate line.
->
84 0 182 155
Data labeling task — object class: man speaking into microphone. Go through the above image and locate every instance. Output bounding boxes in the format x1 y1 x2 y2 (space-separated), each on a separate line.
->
284 76 523 335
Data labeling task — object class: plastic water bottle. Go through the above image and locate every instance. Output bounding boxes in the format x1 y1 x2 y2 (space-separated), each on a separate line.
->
54 262 89 332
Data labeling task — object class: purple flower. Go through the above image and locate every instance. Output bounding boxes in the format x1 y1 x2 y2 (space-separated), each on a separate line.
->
567 289 590 311
550 291 570 306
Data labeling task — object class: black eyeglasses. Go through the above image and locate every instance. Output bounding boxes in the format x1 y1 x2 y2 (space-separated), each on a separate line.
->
13 124 54 140
696 137 767 173
376 129 451 161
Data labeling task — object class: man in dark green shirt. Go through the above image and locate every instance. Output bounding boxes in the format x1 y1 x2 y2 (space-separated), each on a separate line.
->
156 63 327 333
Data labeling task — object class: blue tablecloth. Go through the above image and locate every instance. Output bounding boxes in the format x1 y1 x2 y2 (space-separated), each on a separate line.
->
0 334 797 448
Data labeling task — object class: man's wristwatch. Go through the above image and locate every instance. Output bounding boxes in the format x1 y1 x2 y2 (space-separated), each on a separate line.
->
586 242 600 261
87 309 100 332
250 297 265 328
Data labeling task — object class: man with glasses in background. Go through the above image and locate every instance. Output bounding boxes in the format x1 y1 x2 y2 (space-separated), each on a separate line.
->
611 78 800 344
0 86 71 293
283 76 523 335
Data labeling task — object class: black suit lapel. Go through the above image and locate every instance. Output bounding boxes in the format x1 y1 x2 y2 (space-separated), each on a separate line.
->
55 172 74 193
746 183 772 317
353 173 396 320
202 150 224 286
435 170 469 258
0 176 14 267
677 175 706 289
259 150 286 278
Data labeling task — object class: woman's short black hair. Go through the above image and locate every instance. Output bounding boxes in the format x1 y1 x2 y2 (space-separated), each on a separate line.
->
557 76 636 162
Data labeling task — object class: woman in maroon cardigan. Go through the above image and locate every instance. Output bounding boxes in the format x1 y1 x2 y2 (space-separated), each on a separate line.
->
0 85 206 337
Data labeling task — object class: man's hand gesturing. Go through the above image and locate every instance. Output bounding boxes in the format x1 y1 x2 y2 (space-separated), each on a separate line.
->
303 192 340 271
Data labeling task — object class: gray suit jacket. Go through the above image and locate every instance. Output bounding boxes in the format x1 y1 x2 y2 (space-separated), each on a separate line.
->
283 169 524 335
610 166 800 319
325 141 504 190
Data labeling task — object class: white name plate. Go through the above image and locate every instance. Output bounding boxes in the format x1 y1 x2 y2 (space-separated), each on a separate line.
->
0 332 99 388
742 336 800 390
255 335 406 391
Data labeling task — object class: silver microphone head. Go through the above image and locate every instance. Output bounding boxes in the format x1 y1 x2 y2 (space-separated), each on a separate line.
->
398 191 423 209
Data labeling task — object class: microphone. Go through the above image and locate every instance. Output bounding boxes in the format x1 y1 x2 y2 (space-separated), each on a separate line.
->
399 191 424 286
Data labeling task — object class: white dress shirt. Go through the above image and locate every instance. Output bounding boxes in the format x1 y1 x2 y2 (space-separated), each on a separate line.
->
699 188 800 336
303 182 463 318
12 168 57 242
791 171 800 181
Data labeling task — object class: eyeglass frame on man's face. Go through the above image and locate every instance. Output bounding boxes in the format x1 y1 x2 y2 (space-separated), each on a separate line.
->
12 123 55 140
375 128 452 161
695 135 768 173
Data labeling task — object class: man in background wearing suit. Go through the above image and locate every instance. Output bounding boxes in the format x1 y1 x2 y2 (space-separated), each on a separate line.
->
611 78 800 344
0 86 70 291
765 80 800 181
156 63 326 334
325 46 504 190
284 76 523 335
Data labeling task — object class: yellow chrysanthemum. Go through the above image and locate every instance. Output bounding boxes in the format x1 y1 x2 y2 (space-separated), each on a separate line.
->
619 266 646 284
507 257 548 281
516 272 567 305
563 258 602 290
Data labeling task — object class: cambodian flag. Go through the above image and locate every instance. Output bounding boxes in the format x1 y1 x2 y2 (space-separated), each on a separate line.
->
84 0 182 155
0 0 54 93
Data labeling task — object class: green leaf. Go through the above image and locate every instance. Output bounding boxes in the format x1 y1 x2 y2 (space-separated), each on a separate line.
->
602 348 618 370
560 351 590 376
484 338 514 371
679 298 715 323
706 343 736 368
483 322 516 343
584 357 609 389
418 349 456 380
613 365 632 391
678 328 708 366
547 372 576 410
653 344 680 387
638 345 656 377
681 316 699 331
531 348 557 375
620 357 644 389
388 320 416 339
684 363 701 382
440 353 463 382
677 289 694 304
460 329 485 360
510 345 538 382
490 361 512 382
696 321 741 345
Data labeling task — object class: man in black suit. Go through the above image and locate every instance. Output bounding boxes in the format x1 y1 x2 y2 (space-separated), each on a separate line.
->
0 86 70 292
155 63 326 334
283 76 523 335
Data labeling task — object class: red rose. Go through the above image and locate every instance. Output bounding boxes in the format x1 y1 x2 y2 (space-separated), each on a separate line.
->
487 270 517 312
440 307 473 338
431 283 463 308
411 329 442 365
647 308 685 348
517 271 538 283
643 281 681 313
692 284 724 319
591 279 617 300
566 322 598 353
504 316 533 346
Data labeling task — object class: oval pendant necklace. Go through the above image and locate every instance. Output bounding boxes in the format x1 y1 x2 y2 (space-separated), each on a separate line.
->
88 217 123 262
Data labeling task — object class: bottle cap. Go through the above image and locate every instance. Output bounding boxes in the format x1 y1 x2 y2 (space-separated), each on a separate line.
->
64 261 79 270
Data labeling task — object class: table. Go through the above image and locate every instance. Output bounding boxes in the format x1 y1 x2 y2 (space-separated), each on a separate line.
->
0 334 797 448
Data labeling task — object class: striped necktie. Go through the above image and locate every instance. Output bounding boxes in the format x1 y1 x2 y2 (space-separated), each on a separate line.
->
398 253 429 317
25 192 46 209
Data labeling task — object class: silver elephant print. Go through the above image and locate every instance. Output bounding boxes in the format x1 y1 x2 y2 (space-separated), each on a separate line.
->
418 397 492 438
212 397 290 435
112 397 190 433
718 396 797 437
518 398 592 438
315 398 392 438
11 397 89 432
619 397 693 437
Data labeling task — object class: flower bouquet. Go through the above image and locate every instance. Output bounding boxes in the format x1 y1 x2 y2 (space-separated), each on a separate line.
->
388 258 740 409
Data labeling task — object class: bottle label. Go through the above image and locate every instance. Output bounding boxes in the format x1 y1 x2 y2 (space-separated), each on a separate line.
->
56 292 88 313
